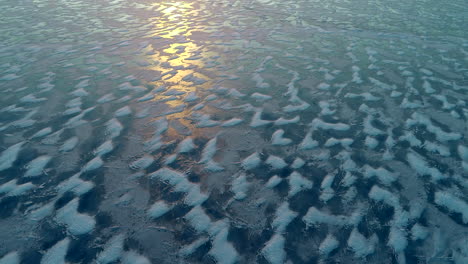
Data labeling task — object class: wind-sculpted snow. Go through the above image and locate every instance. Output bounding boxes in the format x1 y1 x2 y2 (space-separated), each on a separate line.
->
0 0 467 263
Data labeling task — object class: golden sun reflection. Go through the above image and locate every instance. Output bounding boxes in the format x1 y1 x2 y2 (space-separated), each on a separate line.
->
141 1 222 138
149 1 196 39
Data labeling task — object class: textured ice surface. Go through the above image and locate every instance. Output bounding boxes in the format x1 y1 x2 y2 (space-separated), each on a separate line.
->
1 0 467 263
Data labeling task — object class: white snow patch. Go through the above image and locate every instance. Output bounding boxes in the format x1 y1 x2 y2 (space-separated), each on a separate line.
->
423 141 450 157
24 155 52 177
251 92 272 101
59 137 79 152
94 140 114 157
105 118 124 139
164 154 177 165
272 202 297 233
121 251 151 264
271 129 292 146
184 91 199 102
148 200 171 219
347 228 378 258
369 185 399 208
0 251 20 264
410 224 429 241
55 198 95 235
70 88 89 97
0 142 25 172
299 130 319 150
221 118 243 127
199 137 218 164
319 234 339 256
196 114 220 128
317 82 331 90
96 234 125 264
399 131 422 147
241 152 261 170
231 173 250 200
407 152 446 181
324 138 353 148
31 127 52 139
387 226 407 253
57 173 94 196
274 116 299 126
364 136 379 149
363 165 398 186
345 92 380 101
458 145 468 161
0 180 34 197
311 118 350 131
291 158 305 169
228 88 246 98
129 155 154 170
340 171 357 187
262 234 286 264
320 174 336 202
29 201 55 221
150 168 208 206
152 117 169 134
97 93 115 104
265 175 282 188
434 191 468 223
318 101 336 116
185 206 212 233
41 238 70 264
179 237 209 256
303 207 347 227
22 94 48 104
115 106 132 117
265 155 287 170
81 156 103 173
208 228 239 264
250 110 271 127
288 171 313 197
406 112 461 142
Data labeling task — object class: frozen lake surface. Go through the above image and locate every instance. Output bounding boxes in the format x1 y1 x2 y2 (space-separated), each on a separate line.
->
0 0 468 263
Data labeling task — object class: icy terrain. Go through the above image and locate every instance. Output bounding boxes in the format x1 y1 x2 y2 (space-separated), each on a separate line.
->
0 0 468 263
